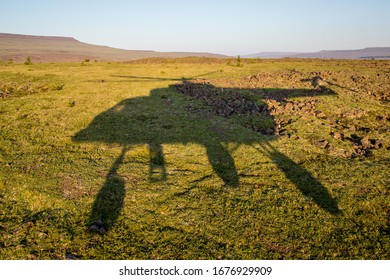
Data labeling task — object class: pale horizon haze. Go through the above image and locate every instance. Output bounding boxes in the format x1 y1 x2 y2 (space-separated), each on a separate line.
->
0 0 389 55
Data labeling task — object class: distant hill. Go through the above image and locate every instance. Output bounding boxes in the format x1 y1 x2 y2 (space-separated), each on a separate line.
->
243 47 390 59
243 52 302 58
293 48 390 59
0 33 227 62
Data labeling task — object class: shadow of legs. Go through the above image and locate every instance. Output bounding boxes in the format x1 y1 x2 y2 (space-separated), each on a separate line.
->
88 146 128 233
260 143 341 215
148 142 167 182
205 142 239 187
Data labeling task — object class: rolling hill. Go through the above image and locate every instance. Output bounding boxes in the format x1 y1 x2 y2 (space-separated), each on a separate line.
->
242 52 303 59
0 33 227 62
293 47 390 59
243 47 390 59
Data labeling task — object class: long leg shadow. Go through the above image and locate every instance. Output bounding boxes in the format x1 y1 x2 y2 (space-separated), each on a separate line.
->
148 142 167 182
258 143 341 215
88 146 128 234
205 142 239 187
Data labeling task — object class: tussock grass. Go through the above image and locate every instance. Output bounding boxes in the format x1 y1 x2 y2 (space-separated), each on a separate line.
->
0 59 389 259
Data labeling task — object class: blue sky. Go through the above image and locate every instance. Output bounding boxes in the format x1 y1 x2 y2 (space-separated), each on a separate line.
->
0 0 389 55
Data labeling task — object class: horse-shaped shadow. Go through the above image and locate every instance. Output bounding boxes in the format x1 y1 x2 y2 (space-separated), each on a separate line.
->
72 77 341 233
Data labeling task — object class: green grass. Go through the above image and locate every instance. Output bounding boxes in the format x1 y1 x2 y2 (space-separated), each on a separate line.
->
0 58 389 259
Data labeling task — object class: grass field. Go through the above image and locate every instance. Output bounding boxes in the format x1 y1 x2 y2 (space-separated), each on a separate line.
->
0 58 389 259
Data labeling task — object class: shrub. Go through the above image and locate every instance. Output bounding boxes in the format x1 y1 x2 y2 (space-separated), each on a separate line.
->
52 84 65 91
236 55 242 67
24 56 32 65
67 100 76 107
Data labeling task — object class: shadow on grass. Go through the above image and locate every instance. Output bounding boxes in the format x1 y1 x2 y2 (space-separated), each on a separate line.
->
256 143 341 215
73 77 341 233
87 146 128 233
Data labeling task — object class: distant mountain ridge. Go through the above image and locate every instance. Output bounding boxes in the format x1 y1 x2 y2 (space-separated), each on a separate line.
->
0 33 227 62
244 47 390 59
2 33 389 62
242 52 302 58
293 47 390 59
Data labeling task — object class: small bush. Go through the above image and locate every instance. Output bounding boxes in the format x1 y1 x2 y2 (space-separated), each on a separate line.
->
67 100 76 107
24 56 32 65
236 55 242 67
52 84 65 91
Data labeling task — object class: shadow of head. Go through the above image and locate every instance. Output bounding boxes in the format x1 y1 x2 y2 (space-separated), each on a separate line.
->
73 78 340 232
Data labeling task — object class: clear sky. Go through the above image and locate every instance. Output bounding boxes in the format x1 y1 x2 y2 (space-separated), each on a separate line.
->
1 0 389 55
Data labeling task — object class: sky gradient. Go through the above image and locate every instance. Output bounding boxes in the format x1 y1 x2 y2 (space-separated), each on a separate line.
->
1 0 389 55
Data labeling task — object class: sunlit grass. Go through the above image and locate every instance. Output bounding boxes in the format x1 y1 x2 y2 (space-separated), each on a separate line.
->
0 58 389 259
